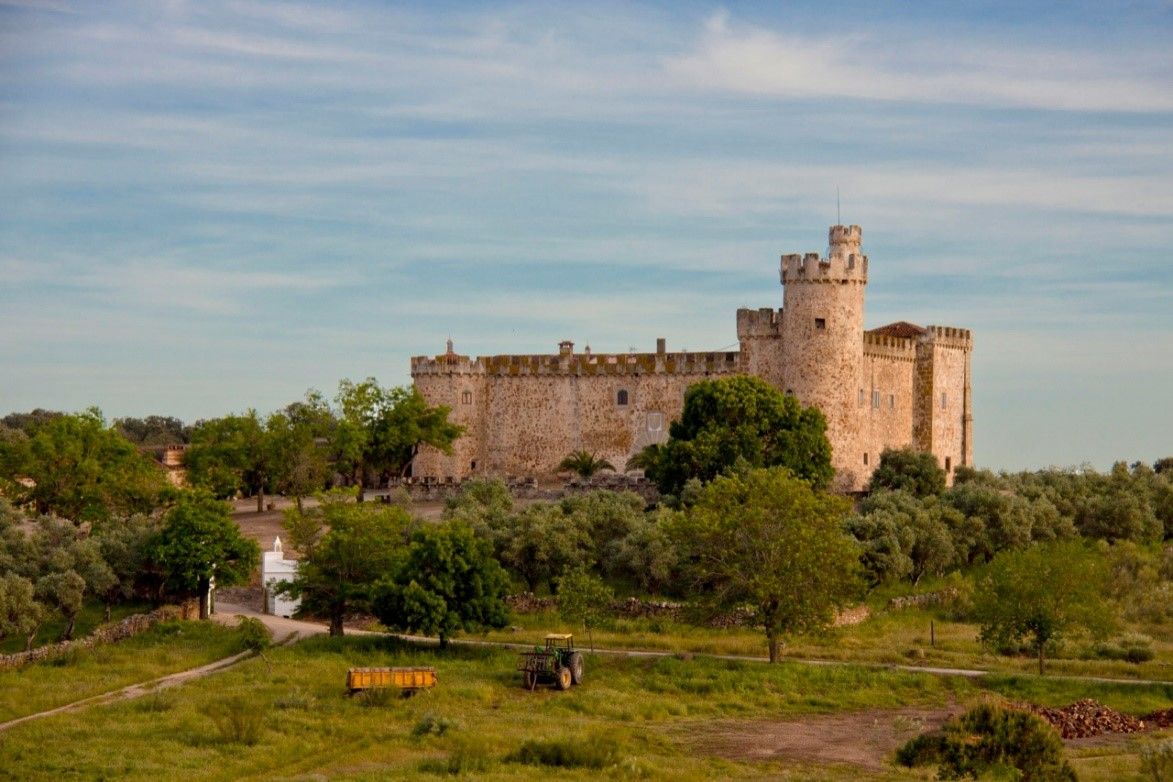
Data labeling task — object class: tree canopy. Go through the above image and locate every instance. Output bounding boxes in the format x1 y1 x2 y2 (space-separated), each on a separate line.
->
150 491 260 619
640 376 833 496
973 541 1112 674
867 447 946 497
280 494 410 635
0 408 167 522
669 467 860 662
373 520 509 647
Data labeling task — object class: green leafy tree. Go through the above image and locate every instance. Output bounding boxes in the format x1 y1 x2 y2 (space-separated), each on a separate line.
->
558 451 615 478
867 447 946 497
606 508 682 594
642 376 833 496
150 492 260 619
34 570 86 641
443 479 514 529
372 521 509 648
846 490 961 584
670 467 861 662
556 566 614 652
184 411 272 512
112 416 190 446
266 394 335 511
973 541 1113 674
92 514 160 619
0 573 44 650
0 408 167 522
280 495 409 635
495 503 594 593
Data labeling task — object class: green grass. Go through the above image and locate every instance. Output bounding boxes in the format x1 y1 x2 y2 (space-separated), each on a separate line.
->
469 605 1173 682
0 600 152 655
2 632 1170 781
0 619 246 723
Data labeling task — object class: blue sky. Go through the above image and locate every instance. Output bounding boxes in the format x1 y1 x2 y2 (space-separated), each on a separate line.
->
1 0 1170 471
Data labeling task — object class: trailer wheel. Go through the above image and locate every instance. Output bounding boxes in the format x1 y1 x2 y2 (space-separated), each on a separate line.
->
554 666 572 691
568 652 584 684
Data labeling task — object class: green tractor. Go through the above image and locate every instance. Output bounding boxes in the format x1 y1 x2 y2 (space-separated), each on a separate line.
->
516 633 585 691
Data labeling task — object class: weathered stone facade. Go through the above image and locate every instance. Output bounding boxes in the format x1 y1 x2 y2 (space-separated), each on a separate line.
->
412 225 973 491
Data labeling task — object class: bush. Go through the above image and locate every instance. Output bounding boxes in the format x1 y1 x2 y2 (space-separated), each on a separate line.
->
506 734 621 769
896 703 1076 782
272 688 315 710
413 712 458 737
1088 634 1154 664
235 616 272 652
205 696 266 746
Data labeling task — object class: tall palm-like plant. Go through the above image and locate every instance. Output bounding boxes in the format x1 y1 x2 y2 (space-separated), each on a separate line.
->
558 450 614 478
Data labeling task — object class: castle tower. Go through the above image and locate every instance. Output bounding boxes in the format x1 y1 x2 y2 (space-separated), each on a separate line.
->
780 225 868 489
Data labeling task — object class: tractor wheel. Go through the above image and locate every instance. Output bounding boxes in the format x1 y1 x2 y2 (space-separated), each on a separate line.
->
568 652 584 685
554 666 572 691
523 670 538 690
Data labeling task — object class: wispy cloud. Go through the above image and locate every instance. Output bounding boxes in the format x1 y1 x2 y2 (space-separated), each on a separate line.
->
666 11 1173 112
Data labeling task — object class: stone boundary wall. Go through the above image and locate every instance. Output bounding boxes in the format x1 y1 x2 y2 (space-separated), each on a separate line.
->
0 603 199 671
886 588 959 611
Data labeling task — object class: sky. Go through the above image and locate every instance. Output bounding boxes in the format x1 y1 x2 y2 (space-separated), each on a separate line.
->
0 0 1170 472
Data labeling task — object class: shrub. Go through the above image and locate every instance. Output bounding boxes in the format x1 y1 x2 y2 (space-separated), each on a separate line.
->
413 712 458 737
896 703 1076 782
205 696 267 746
506 734 621 769
272 688 315 710
235 616 272 652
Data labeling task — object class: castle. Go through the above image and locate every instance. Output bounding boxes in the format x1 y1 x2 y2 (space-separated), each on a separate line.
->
411 225 973 492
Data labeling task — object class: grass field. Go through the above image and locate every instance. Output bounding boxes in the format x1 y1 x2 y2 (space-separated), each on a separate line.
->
0 620 247 723
1 626 1170 781
465 605 1173 683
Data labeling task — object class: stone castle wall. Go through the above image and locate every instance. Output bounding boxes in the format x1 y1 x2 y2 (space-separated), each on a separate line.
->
412 225 973 491
413 348 739 479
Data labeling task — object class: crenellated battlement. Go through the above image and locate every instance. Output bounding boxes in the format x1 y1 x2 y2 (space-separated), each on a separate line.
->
862 332 917 362
780 250 868 284
922 325 973 350
412 350 740 378
736 307 784 339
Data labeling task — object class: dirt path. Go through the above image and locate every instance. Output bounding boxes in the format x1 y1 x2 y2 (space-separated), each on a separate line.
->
0 649 253 733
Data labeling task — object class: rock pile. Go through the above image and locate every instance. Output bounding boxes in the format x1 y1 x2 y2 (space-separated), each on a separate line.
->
1142 708 1173 728
1024 699 1144 739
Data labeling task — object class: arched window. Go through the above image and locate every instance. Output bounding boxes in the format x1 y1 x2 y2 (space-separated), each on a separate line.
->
616 389 629 406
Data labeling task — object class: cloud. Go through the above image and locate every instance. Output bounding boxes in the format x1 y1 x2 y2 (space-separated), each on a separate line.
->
665 11 1173 113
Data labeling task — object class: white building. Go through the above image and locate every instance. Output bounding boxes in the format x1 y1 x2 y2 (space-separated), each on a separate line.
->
262 537 300 618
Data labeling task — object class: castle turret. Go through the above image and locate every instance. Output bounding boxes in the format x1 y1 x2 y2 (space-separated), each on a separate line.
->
779 225 868 489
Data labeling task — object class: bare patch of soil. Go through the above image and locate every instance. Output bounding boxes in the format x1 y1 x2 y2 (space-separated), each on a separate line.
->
677 706 956 770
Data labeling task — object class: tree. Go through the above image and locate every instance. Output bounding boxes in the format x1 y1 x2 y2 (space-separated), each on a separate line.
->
372 520 509 648
266 396 334 511
493 503 594 593
92 514 160 619
556 566 613 652
334 379 463 500
670 467 861 662
280 495 409 635
973 541 1112 674
34 570 86 641
642 376 833 496
558 451 615 478
113 416 190 446
0 573 44 650
150 492 260 619
846 490 961 585
0 408 167 522
867 447 946 497
184 412 272 512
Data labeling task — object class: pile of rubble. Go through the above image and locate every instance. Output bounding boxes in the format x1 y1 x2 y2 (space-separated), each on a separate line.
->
1142 708 1173 728
1023 699 1145 739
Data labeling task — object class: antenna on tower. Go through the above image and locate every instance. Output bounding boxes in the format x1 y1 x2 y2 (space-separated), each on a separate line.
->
836 186 841 225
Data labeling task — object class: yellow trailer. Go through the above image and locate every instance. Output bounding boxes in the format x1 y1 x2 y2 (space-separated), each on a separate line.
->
346 666 437 695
